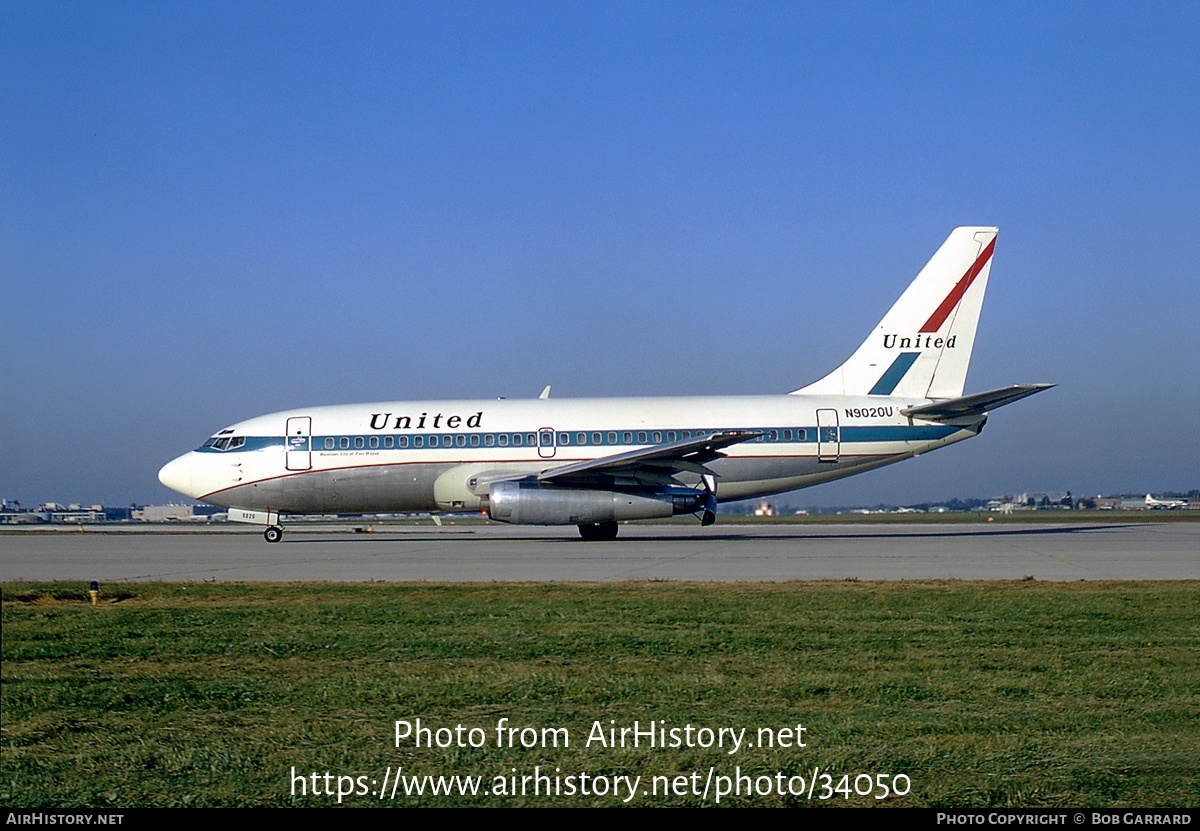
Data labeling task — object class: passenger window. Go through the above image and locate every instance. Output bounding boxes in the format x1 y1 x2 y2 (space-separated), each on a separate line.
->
340 437 349 449
399 436 409 448
527 433 536 445
578 432 587 445
667 431 676 442
607 432 616 444
354 437 364 449
325 438 334 450
414 436 424 448
499 434 509 447
623 432 632 443
558 433 569 445
385 436 394 448
429 436 439 448
652 432 661 442
768 430 778 441
470 435 480 447
485 434 495 447
782 430 792 442
456 435 465 447
513 434 523 446
797 429 807 441
369 436 379 448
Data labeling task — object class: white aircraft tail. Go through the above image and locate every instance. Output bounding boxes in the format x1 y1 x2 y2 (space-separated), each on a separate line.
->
793 227 998 399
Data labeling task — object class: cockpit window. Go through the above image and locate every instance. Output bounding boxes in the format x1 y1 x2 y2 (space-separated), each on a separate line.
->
203 428 238 451
206 435 245 452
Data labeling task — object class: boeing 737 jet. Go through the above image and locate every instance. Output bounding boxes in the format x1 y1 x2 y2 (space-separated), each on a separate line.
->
159 227 1053 541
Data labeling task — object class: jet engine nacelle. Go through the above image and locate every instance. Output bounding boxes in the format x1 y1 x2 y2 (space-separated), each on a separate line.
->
487 480 704 525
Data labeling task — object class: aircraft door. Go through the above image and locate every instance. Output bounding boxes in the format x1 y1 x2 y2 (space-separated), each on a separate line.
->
538 427 556 459
286 416 312 471
817 409 840 463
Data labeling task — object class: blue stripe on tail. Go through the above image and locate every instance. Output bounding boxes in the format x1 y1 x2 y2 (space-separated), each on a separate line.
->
869 352 920 395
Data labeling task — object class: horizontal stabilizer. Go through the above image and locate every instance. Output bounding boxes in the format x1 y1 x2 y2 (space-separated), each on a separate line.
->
901 384 1055 421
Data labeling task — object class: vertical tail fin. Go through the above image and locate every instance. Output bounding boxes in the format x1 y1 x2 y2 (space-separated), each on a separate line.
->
792 226 998 399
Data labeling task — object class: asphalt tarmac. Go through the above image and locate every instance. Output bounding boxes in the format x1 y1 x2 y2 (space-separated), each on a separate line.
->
1 522 1196 582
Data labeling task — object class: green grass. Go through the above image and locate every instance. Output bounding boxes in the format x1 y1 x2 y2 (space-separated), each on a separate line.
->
2 581 1197 807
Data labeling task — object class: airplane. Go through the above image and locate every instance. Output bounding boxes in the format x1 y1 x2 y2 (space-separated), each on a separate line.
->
1144 493 1187 510
158 226 1054 542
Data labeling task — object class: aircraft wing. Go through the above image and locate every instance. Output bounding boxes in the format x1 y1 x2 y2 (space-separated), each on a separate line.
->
537 430 763 484
901 383 1055 421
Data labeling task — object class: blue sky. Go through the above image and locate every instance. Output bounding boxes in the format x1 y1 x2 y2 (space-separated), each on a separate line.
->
2 2 1197 507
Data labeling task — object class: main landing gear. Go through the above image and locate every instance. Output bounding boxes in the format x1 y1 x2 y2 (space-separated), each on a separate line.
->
577 522 619 541
264 525 284 543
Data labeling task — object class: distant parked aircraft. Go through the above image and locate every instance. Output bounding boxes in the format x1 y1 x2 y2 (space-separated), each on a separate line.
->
1145 493 1187 509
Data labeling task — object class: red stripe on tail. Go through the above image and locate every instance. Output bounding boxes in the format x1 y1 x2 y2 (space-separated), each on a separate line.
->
919 235 996 333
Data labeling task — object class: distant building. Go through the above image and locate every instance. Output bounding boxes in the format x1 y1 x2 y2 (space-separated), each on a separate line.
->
133 505 194 522
1007 491 1071 509
754 500 778 517
0 500 40 524
48 509 105 523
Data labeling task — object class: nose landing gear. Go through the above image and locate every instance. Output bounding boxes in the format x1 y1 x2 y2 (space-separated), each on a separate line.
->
264 525 284 543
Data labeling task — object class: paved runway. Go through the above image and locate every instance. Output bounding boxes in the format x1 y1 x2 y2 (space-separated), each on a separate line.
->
1 522 1196 582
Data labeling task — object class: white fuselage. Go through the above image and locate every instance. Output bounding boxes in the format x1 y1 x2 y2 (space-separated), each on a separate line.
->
158 393 977 515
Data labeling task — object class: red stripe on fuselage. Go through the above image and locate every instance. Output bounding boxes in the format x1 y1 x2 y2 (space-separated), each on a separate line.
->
919 235 995 333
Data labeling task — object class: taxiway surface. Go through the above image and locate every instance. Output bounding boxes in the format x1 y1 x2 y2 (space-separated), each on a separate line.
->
1 522 1196 582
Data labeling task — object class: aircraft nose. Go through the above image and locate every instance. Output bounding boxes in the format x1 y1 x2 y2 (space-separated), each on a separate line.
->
158 453 195 498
